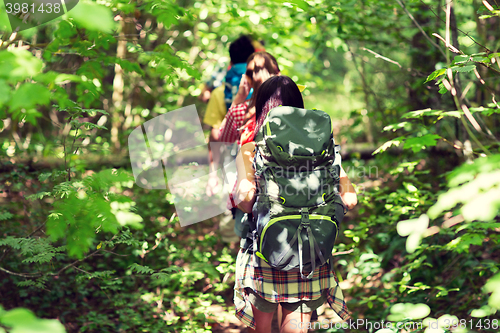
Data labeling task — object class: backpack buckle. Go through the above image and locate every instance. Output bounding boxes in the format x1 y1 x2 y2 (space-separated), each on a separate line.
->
301 208 309 224
328 166 340 192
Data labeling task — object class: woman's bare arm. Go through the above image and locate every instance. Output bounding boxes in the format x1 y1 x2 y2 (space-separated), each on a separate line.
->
235 142 256 213
339 166 357 210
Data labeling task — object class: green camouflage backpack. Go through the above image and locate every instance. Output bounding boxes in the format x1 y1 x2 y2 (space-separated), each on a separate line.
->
250 106 345 279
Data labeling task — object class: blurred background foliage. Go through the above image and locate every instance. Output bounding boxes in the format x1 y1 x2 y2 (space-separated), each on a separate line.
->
0 0 499 332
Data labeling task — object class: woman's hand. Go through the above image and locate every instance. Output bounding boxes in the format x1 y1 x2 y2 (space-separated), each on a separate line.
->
341 191 357 210
232 74 252 106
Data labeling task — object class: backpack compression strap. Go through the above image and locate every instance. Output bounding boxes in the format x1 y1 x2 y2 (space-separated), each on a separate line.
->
298 208 329 279
273 208 328 279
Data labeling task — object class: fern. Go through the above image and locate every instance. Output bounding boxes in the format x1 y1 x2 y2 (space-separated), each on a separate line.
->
103 228 141 248
0 237 65 264
43 169 142 258
76 270 116 283
23 252 59 264
161 266 181 273
81 122 107 131
129 263 155 275
38 170 67 182
16 280 38 287
25 191 52 201
0 211 14 221
16 276 48 289
0 237 23 250
151 272 170 283
52 181 77 198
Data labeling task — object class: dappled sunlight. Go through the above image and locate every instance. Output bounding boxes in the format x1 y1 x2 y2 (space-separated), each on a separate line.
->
1 0 499 332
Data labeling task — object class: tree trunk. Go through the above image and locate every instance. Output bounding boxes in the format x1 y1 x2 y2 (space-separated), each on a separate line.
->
111 14 136 152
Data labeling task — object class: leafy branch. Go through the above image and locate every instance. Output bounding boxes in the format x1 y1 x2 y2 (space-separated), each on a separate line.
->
57 102 109 181
418 0 494 54
0 249 101 278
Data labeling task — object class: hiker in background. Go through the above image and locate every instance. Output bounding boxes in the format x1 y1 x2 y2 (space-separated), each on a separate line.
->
233 75 357 333
216 51 281 243
203 35 256 243
218 51 280 144
203 35 256 142
199 38 265 104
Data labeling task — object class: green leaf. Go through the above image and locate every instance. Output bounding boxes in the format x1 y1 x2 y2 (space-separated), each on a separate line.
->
113 210 143 229
472 56 489 63
436 314 459 329
67 3 115 33
0 79 10 107
425 68 446 83
0 49 44 82
119 59 145 75
0 308 37 326
428 155 500 220
402 109 443 119
470 305 497 317
9 83 51 111
23 252 58 264
0 211 14 221
438 82 448 94
22 109 44 125
406 304 431 319
129 263 155 275
161 266 181 273
461 188 500 221
440 110 462 118
452 54 469 65
373 137 404 155
282 0 310 11
83 122 107 130
403 134 441 153
156 12 179 28
0 3 10 33
451 65 476 73
25 192 52 201
55 73 82 84
383 121 411 132
448 154 500 187
0 307 66 333
397 219 419 237
484 273 500 309
387 303 430 321
397 215 429 253
11 319 65 333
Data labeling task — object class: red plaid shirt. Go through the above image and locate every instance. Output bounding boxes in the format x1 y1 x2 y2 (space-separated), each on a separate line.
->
219 101 250 144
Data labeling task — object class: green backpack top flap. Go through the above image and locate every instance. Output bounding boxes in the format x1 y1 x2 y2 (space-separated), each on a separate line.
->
256 106 334 168
251 106 345 279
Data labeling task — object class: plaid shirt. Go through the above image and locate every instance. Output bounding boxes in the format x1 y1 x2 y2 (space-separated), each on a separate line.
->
234 250 351 329
219 101 250 144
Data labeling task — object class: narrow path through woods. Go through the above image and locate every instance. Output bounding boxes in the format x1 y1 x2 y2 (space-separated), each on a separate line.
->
202 176 383 333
